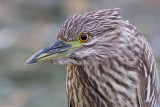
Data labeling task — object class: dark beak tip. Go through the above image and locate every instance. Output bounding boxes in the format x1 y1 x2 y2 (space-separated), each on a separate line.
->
24 61 32 65
25 50 43 65
24 60 37 65
24 60 34 65
24 56 38 65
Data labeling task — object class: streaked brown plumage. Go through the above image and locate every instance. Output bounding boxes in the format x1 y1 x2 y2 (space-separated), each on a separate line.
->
26 9 160 107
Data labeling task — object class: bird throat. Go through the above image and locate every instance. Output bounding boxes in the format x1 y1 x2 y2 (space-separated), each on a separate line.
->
66 62 138 107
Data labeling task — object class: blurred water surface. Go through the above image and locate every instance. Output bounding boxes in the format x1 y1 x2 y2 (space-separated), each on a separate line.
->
0 0 160 107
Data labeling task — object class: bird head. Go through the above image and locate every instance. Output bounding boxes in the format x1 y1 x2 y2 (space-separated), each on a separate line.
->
25 9 131 65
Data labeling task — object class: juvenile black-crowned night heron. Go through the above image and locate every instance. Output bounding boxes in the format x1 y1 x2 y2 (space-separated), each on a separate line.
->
25 9 160 107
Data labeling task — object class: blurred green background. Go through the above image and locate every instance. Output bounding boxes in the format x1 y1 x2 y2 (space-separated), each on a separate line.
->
0 0 160 107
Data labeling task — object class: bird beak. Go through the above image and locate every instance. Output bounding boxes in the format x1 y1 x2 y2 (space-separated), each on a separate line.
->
25 40 72 64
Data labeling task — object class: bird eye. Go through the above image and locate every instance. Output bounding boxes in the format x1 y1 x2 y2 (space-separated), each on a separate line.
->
79 32 90 42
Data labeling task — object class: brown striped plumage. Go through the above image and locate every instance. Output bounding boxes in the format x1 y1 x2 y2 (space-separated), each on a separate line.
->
63 9 160 107
26 9 160 107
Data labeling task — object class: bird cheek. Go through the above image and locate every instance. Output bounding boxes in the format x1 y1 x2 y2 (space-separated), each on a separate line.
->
79 43 83 46
80 42 89 47
69 50 82 60
69 50 78 58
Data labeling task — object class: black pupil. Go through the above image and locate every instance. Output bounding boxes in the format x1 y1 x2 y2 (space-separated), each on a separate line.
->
81 34 87 40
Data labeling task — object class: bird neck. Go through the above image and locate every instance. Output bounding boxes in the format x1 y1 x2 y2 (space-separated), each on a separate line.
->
66 59 139 106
